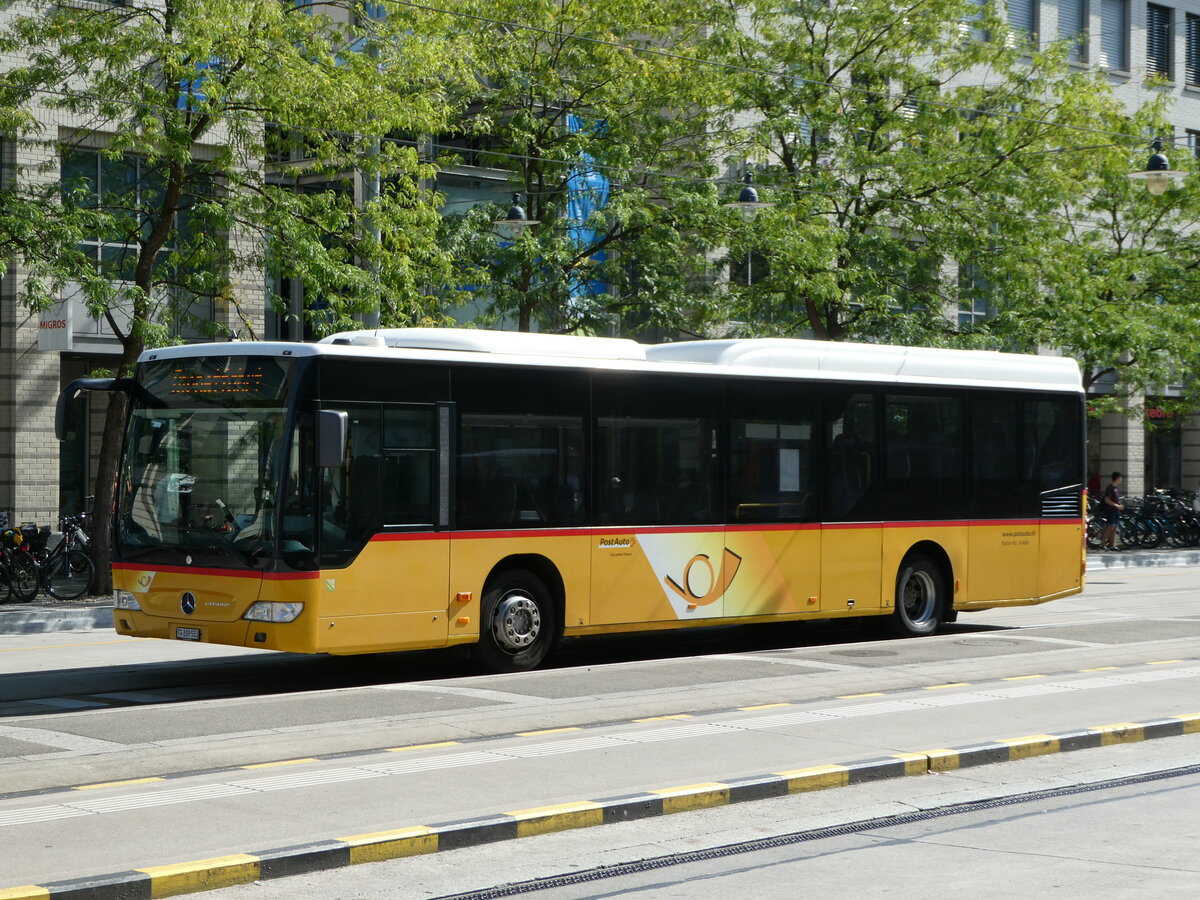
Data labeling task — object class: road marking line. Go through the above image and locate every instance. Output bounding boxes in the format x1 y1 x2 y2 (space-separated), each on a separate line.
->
385 741 461 753
0 639 134 653
739 703 790 711
516 727 581 737
374 683 543 704
1147 659 1184 665
9 668 1200 828
925 683 970 690
0 725 125 753
240 758 319 769
73 777 165 791
1080 666 1119 672
838 692 885 699
633 714 693 722
709 654 859 671
1002 675 1045 681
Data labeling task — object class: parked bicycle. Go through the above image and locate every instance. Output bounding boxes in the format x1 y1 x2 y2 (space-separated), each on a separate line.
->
33 514 95 601
1087 489 1200 551
0 526 41 604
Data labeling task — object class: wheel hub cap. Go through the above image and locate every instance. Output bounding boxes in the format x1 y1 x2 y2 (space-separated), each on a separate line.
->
493 593 541 651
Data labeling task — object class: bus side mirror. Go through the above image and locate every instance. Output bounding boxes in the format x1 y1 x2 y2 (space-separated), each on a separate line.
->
55 377 128 441
316 409 349 468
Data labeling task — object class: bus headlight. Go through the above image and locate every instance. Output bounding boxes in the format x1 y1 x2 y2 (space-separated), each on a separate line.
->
114 591 142 611
243 601 304 623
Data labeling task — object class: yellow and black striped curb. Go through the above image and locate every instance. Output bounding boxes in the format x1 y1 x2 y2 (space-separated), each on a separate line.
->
4 711 1199 900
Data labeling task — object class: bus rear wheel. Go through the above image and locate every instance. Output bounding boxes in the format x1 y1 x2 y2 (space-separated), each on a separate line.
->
474 571 556 673
891 555 943 637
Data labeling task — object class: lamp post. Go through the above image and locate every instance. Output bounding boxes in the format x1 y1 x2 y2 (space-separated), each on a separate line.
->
722 171 774 220
495 193 540 239
1128 138 1186 195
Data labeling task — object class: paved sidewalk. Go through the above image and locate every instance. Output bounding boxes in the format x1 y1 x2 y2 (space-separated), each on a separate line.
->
1086 546 1200 569
0 597 113 634
0 545 1193 636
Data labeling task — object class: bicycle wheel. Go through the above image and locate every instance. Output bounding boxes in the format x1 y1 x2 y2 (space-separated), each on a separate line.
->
0 565 13 604
45 548 94 601
8 550 40 602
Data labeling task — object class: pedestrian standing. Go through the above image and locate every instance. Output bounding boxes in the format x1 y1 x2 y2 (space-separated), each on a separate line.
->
1102 471 1125 551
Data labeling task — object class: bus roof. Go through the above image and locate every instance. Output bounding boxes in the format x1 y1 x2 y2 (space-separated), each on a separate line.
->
139 328 1082 393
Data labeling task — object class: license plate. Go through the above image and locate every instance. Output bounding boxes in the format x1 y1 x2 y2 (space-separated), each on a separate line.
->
175 627 201 641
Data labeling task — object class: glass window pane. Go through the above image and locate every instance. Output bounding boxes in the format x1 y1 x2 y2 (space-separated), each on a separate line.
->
971 394 1021 518
884 394 965 520
597 416 718 525
384 406 435 449
458 413 585 528
728 382 816 522
824 391 880 521
382 451 435 526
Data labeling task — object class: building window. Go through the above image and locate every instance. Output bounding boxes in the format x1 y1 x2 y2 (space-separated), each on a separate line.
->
1147 4 1173 78
1187 129 1200 158
730 249 769 287
963 0 989 42
1099 0 1129 69
60 148 214 336
958 262 997 331
1008 0 1036 44
1059 0 1087 62
1186 14 1200 84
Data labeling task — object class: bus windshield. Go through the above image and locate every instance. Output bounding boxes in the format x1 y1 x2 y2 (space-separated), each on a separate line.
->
116 355 294 566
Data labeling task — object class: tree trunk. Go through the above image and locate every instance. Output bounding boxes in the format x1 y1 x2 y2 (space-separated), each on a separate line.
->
89 390 129 596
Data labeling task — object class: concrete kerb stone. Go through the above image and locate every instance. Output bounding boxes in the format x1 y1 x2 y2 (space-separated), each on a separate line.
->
4 712 1199 900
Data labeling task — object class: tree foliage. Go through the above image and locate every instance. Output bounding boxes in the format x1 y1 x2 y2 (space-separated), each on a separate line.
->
434 0 727 334
704 0 1148 346
0 0 469 587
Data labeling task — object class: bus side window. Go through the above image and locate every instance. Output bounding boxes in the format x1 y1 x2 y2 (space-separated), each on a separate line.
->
380 406 436 527
320 405 382 565
824 392 879 522
971 394 1021 518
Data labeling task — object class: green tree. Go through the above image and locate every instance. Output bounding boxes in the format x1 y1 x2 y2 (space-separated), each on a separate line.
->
1001 117 1200 414
0 0 468 589
435 0 726 335
707 0 1129 345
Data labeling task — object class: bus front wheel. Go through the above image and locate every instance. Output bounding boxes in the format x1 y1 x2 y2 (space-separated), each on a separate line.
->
891 555 943 637
474 571 556 673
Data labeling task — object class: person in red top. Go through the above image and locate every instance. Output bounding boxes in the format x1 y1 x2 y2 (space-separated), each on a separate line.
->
1101 472 1124 551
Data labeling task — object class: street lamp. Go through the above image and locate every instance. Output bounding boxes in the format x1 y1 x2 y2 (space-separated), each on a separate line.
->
1128 138 1187 195
723 172 774 220
495 193 540 237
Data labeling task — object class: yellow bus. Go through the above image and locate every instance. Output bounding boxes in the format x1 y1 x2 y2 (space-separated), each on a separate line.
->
59 329 1084 672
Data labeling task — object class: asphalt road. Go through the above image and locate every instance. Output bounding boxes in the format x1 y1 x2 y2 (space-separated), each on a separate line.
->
2 565 1200 895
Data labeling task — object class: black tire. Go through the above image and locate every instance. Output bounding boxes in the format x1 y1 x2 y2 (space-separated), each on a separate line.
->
0 567 13 604
891 554 944 637
45 548 95 601
7 550 40 602
473 570 557 673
